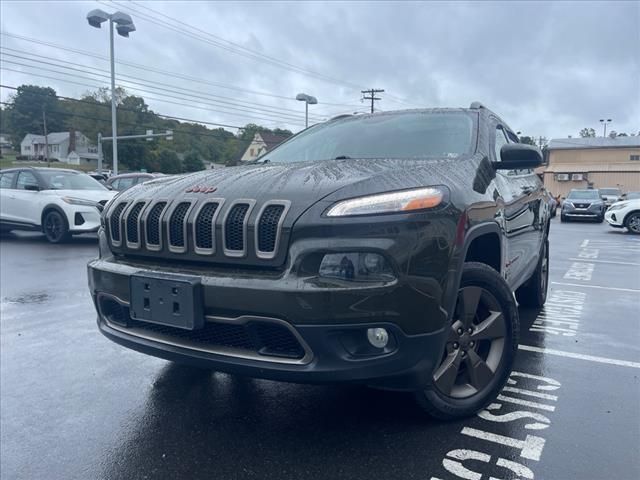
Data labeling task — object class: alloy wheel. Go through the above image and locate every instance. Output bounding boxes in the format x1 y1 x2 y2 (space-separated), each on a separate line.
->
433 286 506 399
628 214 640 234
45 213 63 242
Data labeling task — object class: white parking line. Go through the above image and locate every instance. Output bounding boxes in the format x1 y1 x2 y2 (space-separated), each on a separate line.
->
519 344 640 369
551 281 640 293
568 258 640 266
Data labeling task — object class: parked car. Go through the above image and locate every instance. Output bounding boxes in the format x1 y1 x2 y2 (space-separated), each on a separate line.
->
619 191 640 201
560 189 605 222
598 187 622 208
0 167 116 243
88 104 550 419
106 173 160 191
604 198 640 234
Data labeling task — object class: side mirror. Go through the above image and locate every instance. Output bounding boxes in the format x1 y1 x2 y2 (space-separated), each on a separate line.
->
496 144 543 170
24 184 40 191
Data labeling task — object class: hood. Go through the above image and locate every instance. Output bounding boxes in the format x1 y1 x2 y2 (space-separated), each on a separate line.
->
44 188 117 203
117 156 477 211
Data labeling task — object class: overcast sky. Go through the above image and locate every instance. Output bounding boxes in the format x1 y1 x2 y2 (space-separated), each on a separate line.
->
1 0 638 139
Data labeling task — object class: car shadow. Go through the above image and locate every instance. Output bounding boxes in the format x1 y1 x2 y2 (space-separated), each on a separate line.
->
0 231 97 244
99 362 445 479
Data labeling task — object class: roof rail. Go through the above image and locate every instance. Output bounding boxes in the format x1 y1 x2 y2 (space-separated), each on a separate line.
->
329 113 354 121
469 101 486 110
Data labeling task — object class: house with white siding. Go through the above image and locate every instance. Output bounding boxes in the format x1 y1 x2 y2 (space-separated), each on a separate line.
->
20 130 99 166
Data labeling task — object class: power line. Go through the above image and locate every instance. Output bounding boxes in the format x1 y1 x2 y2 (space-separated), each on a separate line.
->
0 65 307 127
106 0 365 91
0 32 362 111
361 88 385 114
1 85 245 131
0 48 326 121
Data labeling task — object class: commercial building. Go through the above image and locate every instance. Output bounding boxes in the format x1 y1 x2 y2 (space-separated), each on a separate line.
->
543 136 640 196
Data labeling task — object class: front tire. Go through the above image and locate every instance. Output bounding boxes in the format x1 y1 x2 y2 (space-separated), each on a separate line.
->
560 214 568 223
415 262 519 420
43 211 70 243
625 212 640 234
515 239 549 308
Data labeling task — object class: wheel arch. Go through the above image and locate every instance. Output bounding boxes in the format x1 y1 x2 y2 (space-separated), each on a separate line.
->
41 204 69 232
443 222 504 323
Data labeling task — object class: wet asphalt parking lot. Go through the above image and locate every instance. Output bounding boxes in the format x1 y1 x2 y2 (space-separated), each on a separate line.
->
1 218 639 480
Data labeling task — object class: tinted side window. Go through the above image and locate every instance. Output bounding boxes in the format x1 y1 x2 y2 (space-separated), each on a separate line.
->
494 127 509 161
116 177 135 190
0 172 16 189
16 171 39 190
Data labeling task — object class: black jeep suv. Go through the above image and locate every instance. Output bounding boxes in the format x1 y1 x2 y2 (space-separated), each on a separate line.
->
88 103 550 419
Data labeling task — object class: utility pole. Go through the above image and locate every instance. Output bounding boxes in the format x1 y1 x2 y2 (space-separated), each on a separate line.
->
361 88 384 113
42 107 49 167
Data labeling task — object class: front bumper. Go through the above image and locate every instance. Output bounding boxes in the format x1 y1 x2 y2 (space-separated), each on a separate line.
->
67 206 102 233
605 210 624 227
88 257 449 390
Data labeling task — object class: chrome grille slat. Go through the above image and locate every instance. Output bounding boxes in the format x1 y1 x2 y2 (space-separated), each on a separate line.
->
167 202 192 253
255 200 290 259
144 201 168 251
222 200 255 258
193 200 224 255
109 202 128 246
125 202 146 248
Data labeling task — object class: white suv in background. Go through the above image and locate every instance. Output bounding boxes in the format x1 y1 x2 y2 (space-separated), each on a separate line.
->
604 196 640 234
0 167 116 243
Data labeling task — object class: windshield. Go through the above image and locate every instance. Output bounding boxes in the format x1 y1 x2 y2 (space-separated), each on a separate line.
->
39 171 107 191
262 112 475 163
626 192 640 200
599 188 621 195
567 190 601 200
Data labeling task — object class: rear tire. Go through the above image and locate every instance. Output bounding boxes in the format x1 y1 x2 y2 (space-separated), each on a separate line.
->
515 239 549 308
43 211 70 244
625 212 640 234
415 262 519 420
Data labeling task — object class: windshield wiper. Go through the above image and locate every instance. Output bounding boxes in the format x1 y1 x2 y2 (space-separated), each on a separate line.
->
334 155 352 160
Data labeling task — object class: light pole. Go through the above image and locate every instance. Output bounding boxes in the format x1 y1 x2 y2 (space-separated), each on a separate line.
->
87 9 136 175
296 93 318 128
599 118 612 137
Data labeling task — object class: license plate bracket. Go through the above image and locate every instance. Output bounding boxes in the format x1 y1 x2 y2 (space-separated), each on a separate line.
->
130 273 203 330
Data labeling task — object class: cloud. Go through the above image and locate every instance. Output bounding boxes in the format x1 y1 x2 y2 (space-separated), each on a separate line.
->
1 0 638 138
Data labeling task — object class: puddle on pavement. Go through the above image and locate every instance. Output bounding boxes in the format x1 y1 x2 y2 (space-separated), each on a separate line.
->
2 292 51 305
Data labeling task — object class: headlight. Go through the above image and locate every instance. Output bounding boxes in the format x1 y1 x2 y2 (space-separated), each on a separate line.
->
326 187 445 217
608 202 627 211
319 252 395 282
61 196 98 207
563 201 574 209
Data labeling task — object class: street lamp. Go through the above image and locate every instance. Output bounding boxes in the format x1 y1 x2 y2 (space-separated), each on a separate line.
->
599 118 612 137
296 93 318 128
87 9 136 175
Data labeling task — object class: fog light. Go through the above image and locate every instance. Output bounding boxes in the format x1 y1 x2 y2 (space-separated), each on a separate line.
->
367 328 389 348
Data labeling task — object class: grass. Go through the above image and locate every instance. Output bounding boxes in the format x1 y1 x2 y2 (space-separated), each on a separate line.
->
0 154 93 172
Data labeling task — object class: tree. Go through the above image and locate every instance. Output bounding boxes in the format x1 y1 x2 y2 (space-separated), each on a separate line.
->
183 151 204 172
579 128 596 138
155 149 182 174
519 136 536 145
6 85 65 144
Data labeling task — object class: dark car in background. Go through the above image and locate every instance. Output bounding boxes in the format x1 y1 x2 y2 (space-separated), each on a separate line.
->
106 173 163 191
599 187 622 208
561 189 605 222
88 104 550 419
